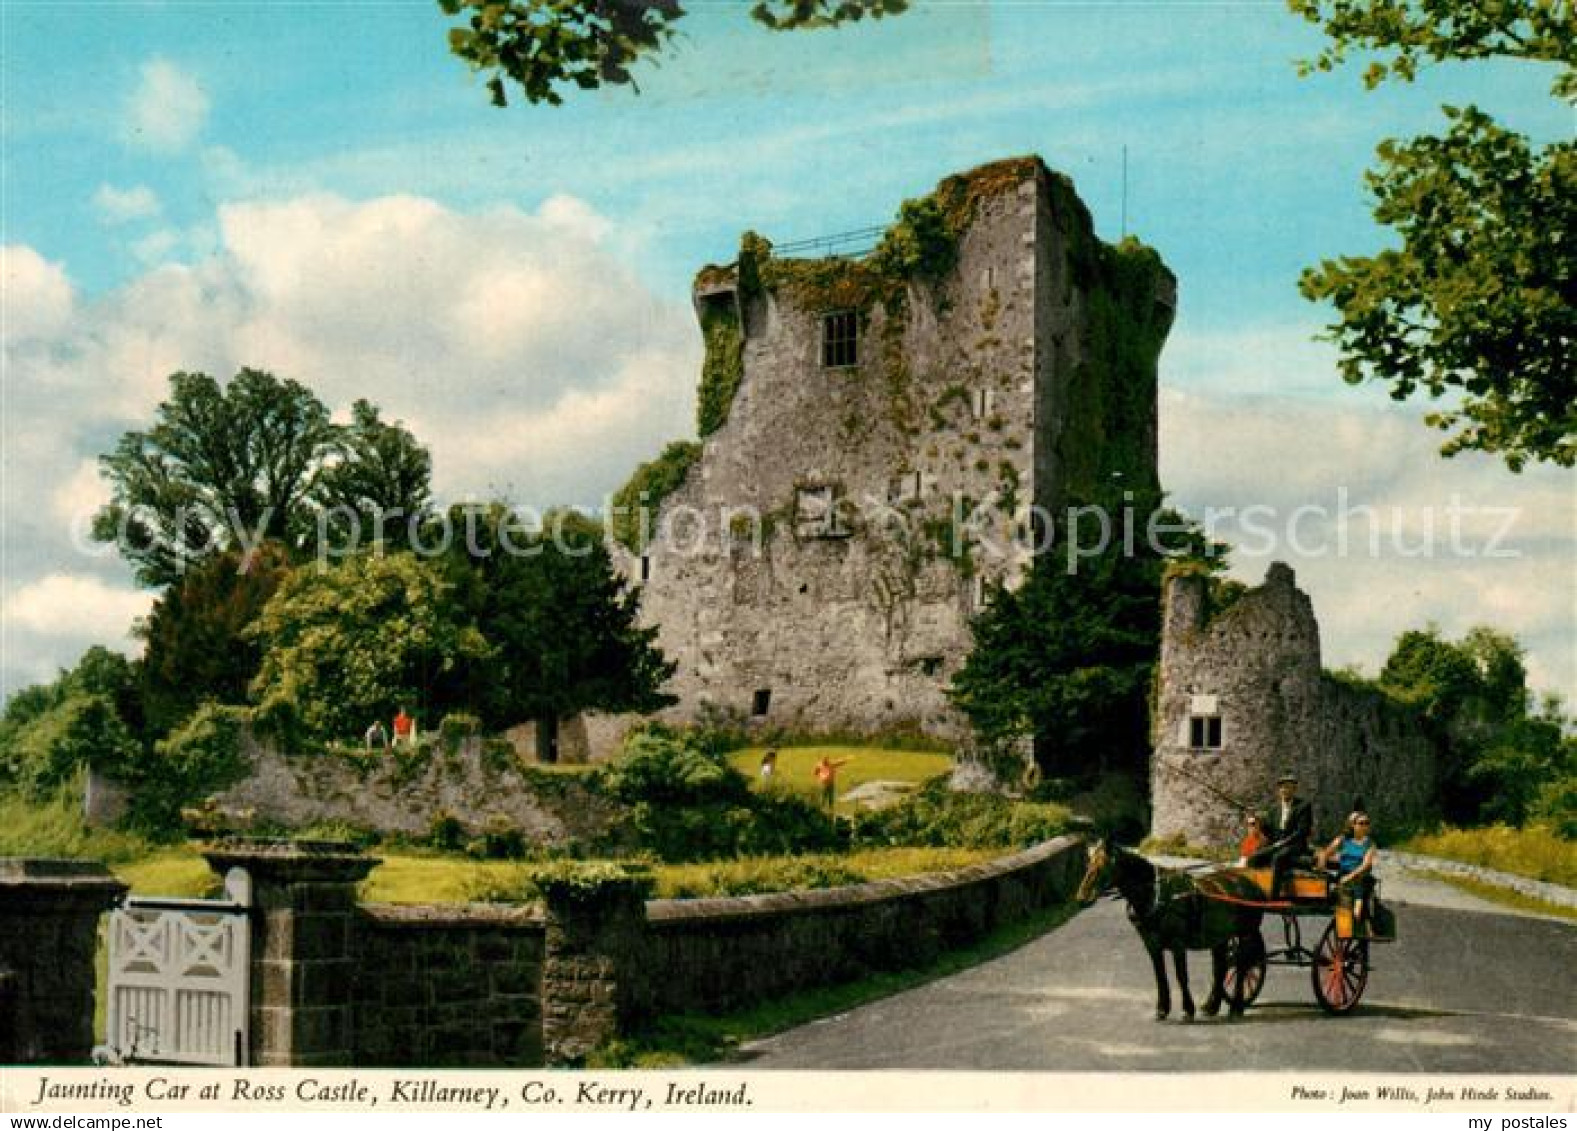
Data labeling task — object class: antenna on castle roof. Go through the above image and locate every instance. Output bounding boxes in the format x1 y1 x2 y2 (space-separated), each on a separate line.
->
1121 144 1128 239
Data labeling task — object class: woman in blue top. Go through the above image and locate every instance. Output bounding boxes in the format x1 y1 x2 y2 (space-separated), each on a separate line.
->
1316 811 1378 925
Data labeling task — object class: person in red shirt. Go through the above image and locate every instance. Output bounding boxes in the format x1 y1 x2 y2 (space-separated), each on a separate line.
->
1237 813 1268 867
813 754 852 809
392 706 415 748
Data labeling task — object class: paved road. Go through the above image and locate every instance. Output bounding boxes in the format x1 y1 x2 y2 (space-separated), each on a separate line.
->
740 880 1577 1072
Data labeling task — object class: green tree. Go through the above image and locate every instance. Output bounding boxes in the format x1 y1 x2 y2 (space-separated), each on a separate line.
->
95 369 337 585
316 399 434 551
1291 0 1576 470
0 647 144 793
948 502 1225 781
94 370 435 586
1378 624 1569 824
443 506 675 750
609 440 699 552
248 551 490 741
440 0 909 106
138 544 293 735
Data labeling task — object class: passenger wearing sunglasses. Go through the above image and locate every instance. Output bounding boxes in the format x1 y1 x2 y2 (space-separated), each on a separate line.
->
1316 811 1379 925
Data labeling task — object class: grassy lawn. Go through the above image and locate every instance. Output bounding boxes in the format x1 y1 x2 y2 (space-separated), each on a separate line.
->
1398 824 1576 888
1409 869 1577 922
727 745 952 814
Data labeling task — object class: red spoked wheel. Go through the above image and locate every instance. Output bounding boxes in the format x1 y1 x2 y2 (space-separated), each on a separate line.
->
1222 934 1267 1007
1312 921 1369 1013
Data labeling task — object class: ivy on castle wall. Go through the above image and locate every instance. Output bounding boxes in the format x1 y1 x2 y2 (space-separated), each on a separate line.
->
610 440 701 552
697 302 745 438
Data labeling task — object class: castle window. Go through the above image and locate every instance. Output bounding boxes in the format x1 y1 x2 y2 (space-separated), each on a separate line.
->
1186 694 1223 750
822 310 858 368
752 689 772 716
639 555 651 582
795 485 848 539
1189 716 1223 750
888 471 923 504
971 388 995 419
971 574 992 611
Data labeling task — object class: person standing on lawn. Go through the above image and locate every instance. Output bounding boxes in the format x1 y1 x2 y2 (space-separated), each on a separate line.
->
814 754 852 810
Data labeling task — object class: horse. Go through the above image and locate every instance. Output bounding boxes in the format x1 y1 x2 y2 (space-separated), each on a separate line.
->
1075 838 1266 1021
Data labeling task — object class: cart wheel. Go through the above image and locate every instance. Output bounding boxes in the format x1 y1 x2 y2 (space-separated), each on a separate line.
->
1312 921 1369 1013
1222 934 1267 1007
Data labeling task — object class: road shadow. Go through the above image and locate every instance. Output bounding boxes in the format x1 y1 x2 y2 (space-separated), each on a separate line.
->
1210 1000 1458 1026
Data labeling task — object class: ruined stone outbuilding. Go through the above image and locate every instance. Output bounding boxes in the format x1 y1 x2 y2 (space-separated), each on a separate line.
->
1151 562 1439 848
627 156 1175 741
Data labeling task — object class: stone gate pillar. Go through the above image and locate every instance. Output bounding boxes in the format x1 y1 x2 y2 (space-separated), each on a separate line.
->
538 872 651 1065
0 858 128 1063
202 840 378 1067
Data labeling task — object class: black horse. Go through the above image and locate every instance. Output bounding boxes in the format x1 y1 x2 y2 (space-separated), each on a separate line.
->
1076 838 1266 1021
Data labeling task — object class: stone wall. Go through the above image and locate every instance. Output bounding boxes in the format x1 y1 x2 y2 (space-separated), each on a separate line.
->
210 730 624 844
350 904 546 1066
633 156 1171 742
1151 562 1438 848
0 859 126 1064
501 712 643 765
643 835 1084 1014
11 836 1084 1067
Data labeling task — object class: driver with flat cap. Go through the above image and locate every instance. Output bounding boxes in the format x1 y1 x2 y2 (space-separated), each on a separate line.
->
1259 771 1314 897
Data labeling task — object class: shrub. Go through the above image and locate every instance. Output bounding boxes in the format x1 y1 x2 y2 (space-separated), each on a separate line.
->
439 712 482 752
0 775 153 862
1400 824 1577 888
599 727 749 806
1 693 141 796
853 778 1073 849
428 810 466 850
465 861 652 905
661 856 864 899
1530 774 1576 839
126 704 252 834
477 815 527 860
598 728 838 861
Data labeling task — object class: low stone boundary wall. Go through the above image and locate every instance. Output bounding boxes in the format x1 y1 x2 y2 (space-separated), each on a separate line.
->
643 835 1085 1014
3 835 1085 1067
352 904 547 1066
1381 850 1577 911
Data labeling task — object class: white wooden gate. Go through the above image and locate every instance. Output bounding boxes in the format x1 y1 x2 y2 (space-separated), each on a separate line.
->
106 868 251 1065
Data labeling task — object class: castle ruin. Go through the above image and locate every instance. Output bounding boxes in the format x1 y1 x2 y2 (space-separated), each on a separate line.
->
626 156 1175 741
1152 562 1439 846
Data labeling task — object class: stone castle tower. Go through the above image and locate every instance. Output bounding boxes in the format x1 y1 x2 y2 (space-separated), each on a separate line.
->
628 156 1176 740
1152 562 1439 847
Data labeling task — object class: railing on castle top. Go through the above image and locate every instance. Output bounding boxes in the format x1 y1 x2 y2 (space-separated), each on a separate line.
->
773 224 887 260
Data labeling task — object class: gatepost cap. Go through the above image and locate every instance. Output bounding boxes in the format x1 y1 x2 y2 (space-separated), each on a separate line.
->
1277 771 1299 784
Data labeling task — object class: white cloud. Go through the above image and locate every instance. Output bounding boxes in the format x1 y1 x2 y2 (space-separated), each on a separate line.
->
1160 383 1577 698
51 460 111 526
131 228 181 265
1 574 152 642
2 245 74 343
92 183 162 225
1 192 697 695
123 59 209 152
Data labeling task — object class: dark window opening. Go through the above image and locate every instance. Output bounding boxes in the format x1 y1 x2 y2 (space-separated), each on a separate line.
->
752 689 772 717
795 485 848 539
639 555 651 582
1188 715 1222 750
822 310 858 368
536 716 560 763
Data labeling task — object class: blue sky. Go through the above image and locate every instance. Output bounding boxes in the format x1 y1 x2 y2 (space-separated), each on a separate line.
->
2 1 1573 699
